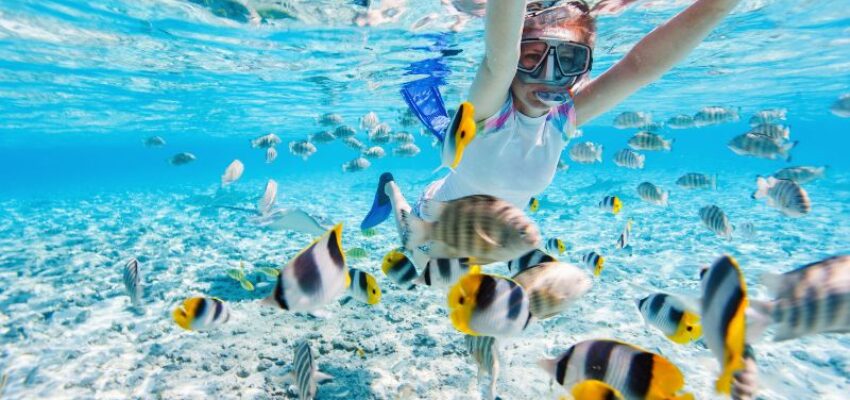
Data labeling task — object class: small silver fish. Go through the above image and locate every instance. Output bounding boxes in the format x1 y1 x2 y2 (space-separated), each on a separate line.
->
464 335 499 400
169 152 196 165
342 157 371 172
627 132 673 151
360 111 379 130
699 205 733 238
771 166 826 184
342 136 366 150
266 147 278 164
393 143 420 157
258 179 278 216
318 112 343 126
392 131 415 143
569 142 603 164
616 219 632 250
123 258 142 307
694 106 739 127
310 130 336 143
749 108 786 126
728 133 796 161
251 133 281 149
369 123 392 144
613 148 645 169
334 125 357 138
291 341 333 400
145 136 166 147
289 140 317 160
362 146 386 159
752 176 811 217
830 94 850 118
667 114 694 129
676 173 717 190
613 111 650 129
636 182 668 206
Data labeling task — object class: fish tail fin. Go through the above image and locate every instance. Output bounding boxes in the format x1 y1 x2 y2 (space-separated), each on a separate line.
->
661 191 669 206
665 138 674 151
596 146 603 162
752 176 769 199
760 271 782 296
360 172 395 230
400 209 429 250
782 141 798 161
746 299 775 343
712 174 718 190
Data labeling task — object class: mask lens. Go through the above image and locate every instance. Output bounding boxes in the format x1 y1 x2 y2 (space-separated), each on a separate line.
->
556 43 589 75
519 41 549 71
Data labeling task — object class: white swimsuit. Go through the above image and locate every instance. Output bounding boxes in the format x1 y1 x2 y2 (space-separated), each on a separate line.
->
417 94 576 217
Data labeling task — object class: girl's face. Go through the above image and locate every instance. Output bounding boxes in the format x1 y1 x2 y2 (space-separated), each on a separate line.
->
512 26 590 117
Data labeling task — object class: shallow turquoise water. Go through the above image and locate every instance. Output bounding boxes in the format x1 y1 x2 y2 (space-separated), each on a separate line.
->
1 1 849 399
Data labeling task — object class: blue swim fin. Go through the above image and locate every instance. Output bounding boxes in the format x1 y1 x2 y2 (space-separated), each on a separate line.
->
400 83 450 142
360 172 395 230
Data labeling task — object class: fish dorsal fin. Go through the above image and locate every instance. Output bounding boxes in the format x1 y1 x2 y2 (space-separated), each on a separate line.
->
760 272 783 297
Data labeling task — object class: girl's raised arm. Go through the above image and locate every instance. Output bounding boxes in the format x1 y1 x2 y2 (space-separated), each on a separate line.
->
574 0 743 126
467 0 527 122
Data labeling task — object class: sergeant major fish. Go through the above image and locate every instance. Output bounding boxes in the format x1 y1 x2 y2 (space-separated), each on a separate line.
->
636 182 668 206
310 130 336 143
393 143 421 157
748 255 850 342
342 157 371 172
343 137 366 150
170 152 196 165
362 146 386 159
251 133 281 149
464 335 499 400
613 111 650 129
771 166 826 184
667 114 694 129
699 205 733 239
334 125 357 139
512 261 591 319
749 108 786 126
676 173 717 190
221 159 244 186
123 258 142 307
289 140 317 160
416 257 479 288
145 136 166 147
752 176 811 217
694 106 739 127
290 341 333 400
262 224 349 312
448 273 532 337
318 112 343 126
728 133 796 161
613 148 645 169
749 123 790 141
569 142 603 164
266 147 278 163
538 339 694 400
627 132 673 151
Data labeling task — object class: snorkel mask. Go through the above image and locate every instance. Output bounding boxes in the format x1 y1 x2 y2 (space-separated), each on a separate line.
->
518 1 594 106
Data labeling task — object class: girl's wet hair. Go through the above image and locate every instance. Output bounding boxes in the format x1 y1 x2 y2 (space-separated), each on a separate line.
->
524 0 597 48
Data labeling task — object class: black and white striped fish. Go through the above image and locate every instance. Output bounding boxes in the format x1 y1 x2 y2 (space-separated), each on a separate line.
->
667 114 694 129
749 255 850 342
597 195 622 214
448 273 532 337
752 177 811 217
334 125 356 139
538 339 694 400
381 249 418 287
699 205 733 239
732 345 759 400
348 268 381 305
676 173 717 190
728 133 796 161
464 335 499 400
266 147 277 164
615 219 632 250
627 131 673 151
635 293 701 344
613 148 645 169
172 297 230 331
771 166 826 184
636 182 668 206
694 106 739 127
569 142 603 164
749 108 786 126
416 257 479 288
291 341 333 400
581 251 605 277
507 249 556 273
262 224 349 312
123 258 142 307
613 111 650 129
545 238 566 255
700 255 749 395
512 262 591 319
749 123 790 141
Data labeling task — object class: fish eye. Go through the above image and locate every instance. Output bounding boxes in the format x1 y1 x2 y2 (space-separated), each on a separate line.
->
687 326 693 331
460 131 466 138
458 296 465 305
372 289 376 294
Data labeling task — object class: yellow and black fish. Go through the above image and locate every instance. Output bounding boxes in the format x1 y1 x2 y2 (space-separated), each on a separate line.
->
439 102 477 170
636 293 702 344
448 273 532 337
598 195 622 215
416 257 480 289
381 249 418 287
581 251 605 277
538 339 694 400
528 197 540 213
262 224 350 312
507 249 556 273
700 255 748 395
546 238 566 255
173 297 230 331
570 380 624 400
348 268 381 305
